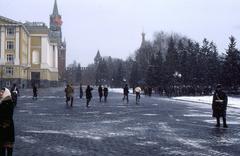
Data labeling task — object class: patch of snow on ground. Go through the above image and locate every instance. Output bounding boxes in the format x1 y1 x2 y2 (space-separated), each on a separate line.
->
135 141 158 146
17 136 37 144
183 113 211 117
47 146 83 155
142 114 158 116
172 96 240 108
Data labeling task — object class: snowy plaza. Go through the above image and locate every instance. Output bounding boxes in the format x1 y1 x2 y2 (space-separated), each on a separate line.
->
13 87 240 156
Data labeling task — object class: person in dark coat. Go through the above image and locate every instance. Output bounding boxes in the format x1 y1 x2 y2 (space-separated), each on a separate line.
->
85 85 93 108
32 84 38 100
212 84 228 128
79 84 83 99
122 84 129 103
0 88 15 156
103 86 108 102
98 85 103 102
10 84 19 107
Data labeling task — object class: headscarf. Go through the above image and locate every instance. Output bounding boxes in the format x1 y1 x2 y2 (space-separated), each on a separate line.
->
0 88 12 103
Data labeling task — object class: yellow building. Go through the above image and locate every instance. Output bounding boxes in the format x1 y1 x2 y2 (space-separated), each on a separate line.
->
0 16 58 88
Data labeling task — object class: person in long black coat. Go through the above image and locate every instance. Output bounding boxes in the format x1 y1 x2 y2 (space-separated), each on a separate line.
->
122 84 129 103
79 84 83 99
85 85 93 108
98 85 103 102
0 88 15 156
212 84 228 128
32 84 38 100
103 86 108 102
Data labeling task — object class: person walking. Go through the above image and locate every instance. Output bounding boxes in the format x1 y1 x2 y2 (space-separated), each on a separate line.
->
122 84 129 103
10 84 19 107
103 86 108 102
0 88 15 156
65 84 74 107
85 85 93 108
79 84 83 99
32 84 38 100
212 84 228 128
135 86 141 104
98 85 103 102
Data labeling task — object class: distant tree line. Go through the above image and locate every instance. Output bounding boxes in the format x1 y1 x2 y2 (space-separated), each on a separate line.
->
66 31 240 95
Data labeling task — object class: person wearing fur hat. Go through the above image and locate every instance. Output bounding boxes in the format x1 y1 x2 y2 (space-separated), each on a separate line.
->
0 88 15 156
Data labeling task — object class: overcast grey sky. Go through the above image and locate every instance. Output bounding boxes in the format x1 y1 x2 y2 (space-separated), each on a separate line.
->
1 0 240 66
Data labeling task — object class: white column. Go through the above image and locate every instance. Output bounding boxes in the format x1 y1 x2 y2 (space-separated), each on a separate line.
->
15 27 20 65
41 36 48 68
55 45 58 69
0 27 5 64
28 37 31 66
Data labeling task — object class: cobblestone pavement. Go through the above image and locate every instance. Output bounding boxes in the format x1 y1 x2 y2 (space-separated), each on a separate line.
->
13 87 240 156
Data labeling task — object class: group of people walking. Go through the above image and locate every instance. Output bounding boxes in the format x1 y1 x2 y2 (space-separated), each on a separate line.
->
98 85 108 103
122 84 142 104
64 84 109 108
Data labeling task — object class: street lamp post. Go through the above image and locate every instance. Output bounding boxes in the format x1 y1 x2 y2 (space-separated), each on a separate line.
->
173 71 182 96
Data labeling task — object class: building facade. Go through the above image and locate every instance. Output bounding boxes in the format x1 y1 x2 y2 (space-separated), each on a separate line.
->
0 0 66 88
0 16 58 88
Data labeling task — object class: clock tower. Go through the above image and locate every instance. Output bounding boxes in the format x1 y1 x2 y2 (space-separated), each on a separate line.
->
49 0 66 81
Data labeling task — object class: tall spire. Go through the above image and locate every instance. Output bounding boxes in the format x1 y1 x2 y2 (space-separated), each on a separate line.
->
53 0 59 15
140 32 146 47
141 32 146 43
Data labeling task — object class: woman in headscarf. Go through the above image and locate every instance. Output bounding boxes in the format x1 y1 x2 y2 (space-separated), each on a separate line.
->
0 88 15 156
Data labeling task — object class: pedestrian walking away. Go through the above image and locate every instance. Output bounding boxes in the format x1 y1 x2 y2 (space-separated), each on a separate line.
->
32 84 38 100
65 84 74 107
10 84 19 107
212 84 228 128
122 84 129 103
85 85 93 108
0 88 15 156
103 86 108 102
79 84 83 99
135 86 141 104
98 85 103 102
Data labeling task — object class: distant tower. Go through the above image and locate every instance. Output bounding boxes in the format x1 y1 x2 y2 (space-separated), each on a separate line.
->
49 0 66 81
140 32 146 47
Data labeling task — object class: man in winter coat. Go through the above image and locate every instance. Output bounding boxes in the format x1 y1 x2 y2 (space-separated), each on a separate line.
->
85 85 93 108
122 84 129 103
65 84 74 107
32 84 38 100
103 86 108 102
79 84 83 99
0 88 15 156
212 84 228 128
98 85 103 102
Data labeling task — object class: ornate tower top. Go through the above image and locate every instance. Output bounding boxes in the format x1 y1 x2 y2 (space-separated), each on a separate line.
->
52 0 59 16
50 0 62 43
50 0 62 31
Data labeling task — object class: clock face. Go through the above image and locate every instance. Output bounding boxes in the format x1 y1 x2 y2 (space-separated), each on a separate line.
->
54 16 62 27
